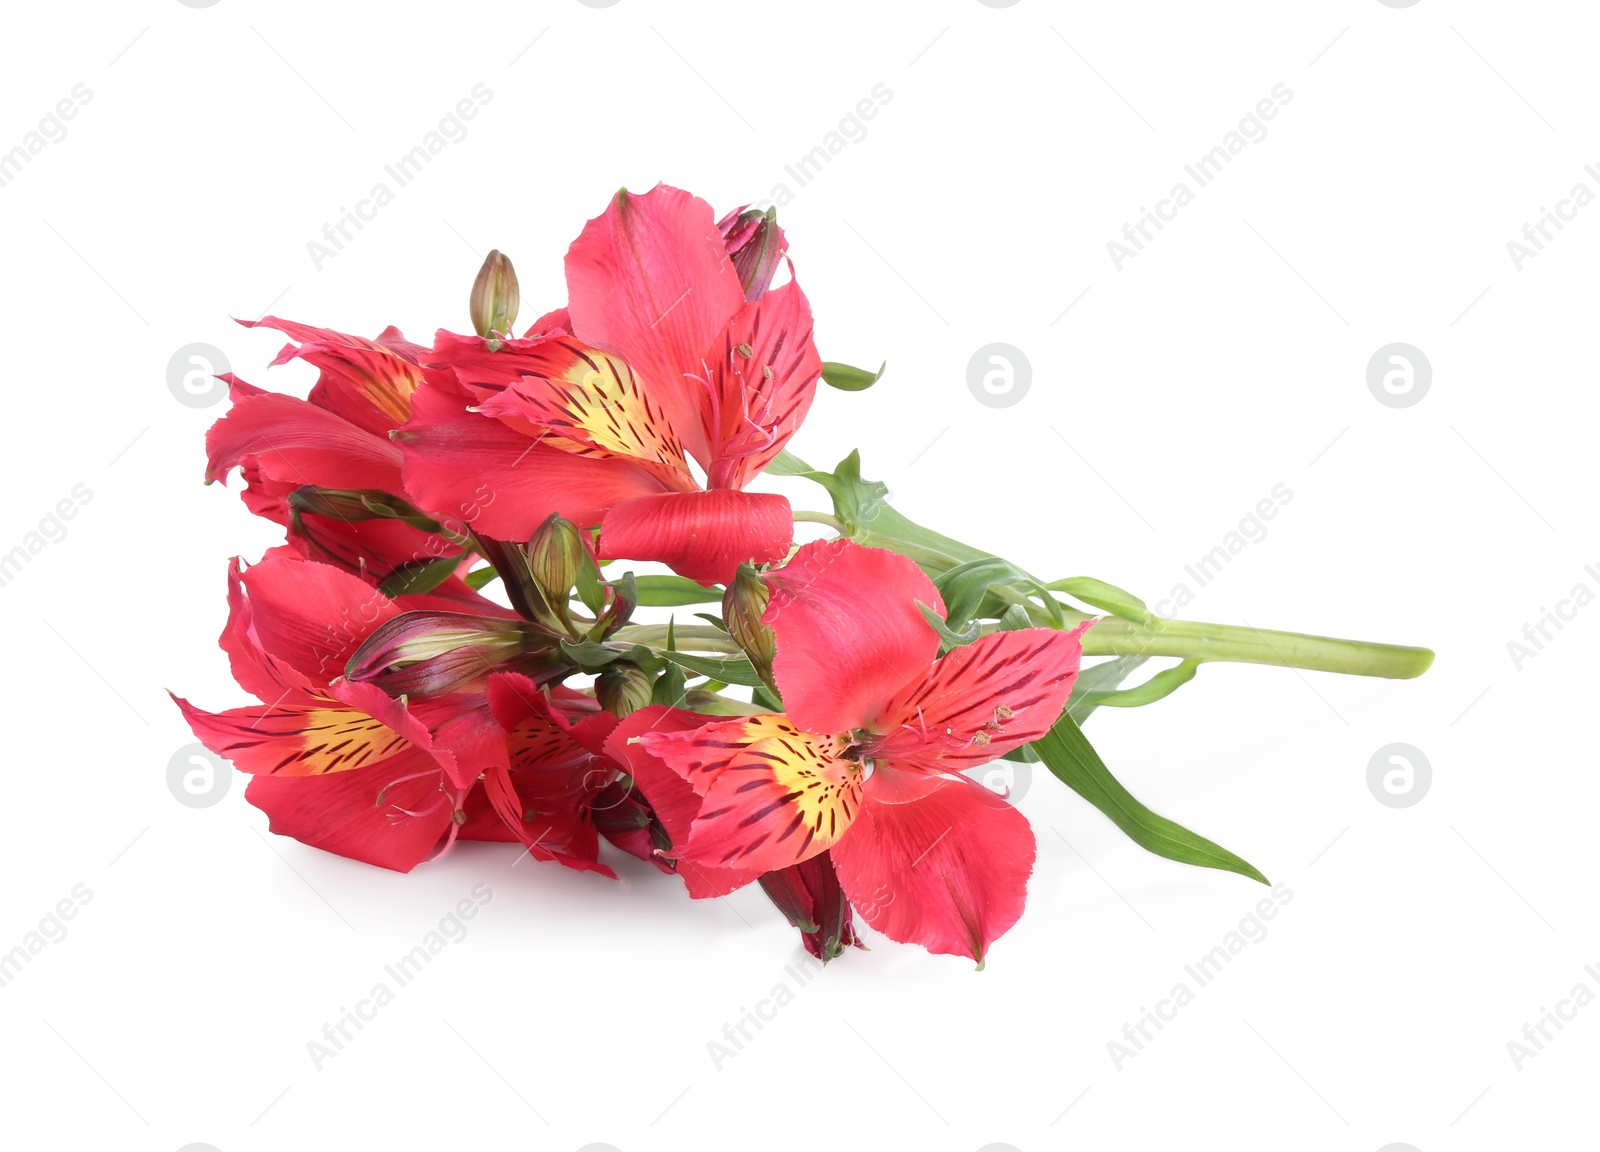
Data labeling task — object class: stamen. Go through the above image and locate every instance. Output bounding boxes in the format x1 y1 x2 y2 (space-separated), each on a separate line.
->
421 785 471 862
374 766 444 807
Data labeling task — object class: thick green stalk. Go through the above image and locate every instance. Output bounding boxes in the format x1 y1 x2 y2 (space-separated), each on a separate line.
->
1076 616 1434 679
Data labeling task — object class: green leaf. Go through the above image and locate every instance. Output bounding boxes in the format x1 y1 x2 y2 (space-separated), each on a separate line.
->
934 557 1065 630
574 559 606 614
632 574 723 606
463 565 501 591
1047 576 1153 625
592 572 638 639
917 600 980 649
1032 712 1267 885
763 449 890 532
801 451 889 531
559 640 660 674
768 449 985 573
996 604 1034 632
680 690 766 716
662 650 766 688
652 660 688 707
1067 655 1149 724
1073 659 1199 713
766 449 816 477
820 360 886 392
377 556 462 598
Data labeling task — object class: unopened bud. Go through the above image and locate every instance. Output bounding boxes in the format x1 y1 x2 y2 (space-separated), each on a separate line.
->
527 514 588 608
470 249 520 339
595 663 655 718
345 610 535 696
717 206 786 302
723 563 776 672
757 852 863 963
288 486 439 531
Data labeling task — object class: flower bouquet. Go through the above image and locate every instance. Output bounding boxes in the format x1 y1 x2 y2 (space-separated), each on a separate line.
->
177 184 1433 966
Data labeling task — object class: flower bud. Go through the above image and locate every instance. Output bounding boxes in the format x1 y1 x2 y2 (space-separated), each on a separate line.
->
527 514 588 609
592 778 676 875
757 852 863 963
717 206 786 302
345 610 537 696
722 563 775 672
469 249 520 339
288 485 439 531
595 662 655 718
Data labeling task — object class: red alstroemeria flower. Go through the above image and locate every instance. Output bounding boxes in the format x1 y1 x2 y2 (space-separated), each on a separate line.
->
396 183 822 585
632 539 1091 964
173 549 615 874
206 316 473 594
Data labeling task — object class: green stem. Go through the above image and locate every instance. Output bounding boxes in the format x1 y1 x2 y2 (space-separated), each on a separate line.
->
1073 615 1433 679
850 504 989 570
792 510 848 534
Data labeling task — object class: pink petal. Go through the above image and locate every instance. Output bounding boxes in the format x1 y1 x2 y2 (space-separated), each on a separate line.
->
423 329 582 407
468 762 614 877
524 306 571 337
564 184 745 467
874 623 1090 772
242 316 424 435
639 715 863 873
206 383 404 491
395 380 673 539
328 679 500 792
172 691 421 778
598 489 793 586
831 770 1036 964
218 557 316 701
474 336 692 473
763 540 944 734
241 550 401 688
705 280 822 488
243 757 455 873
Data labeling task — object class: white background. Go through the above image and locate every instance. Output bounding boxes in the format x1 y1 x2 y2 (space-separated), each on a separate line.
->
1 2 1595 1150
